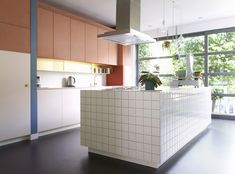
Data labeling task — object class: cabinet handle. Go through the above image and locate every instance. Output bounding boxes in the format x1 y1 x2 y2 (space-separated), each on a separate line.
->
25 84 28 87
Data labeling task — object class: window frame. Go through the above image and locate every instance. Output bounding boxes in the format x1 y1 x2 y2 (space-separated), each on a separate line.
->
137 27 235 117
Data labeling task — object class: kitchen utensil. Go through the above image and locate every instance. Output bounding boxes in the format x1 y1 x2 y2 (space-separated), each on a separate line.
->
67 76 76 87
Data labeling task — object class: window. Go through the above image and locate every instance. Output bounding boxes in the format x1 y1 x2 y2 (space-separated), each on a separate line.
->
137 28 235 118
209 54 235 73
208 30 235 116
208 31 235 52
180 36 204 54
212 97 235 115
209 75 235 94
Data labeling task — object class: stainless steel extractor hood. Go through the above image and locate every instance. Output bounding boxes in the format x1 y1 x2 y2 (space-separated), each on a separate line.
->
98 0 156 45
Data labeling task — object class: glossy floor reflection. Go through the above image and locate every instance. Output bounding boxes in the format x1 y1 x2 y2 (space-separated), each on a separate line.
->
0 119 234 174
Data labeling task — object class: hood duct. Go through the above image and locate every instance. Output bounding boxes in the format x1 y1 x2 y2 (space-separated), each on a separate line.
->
98 0 156 45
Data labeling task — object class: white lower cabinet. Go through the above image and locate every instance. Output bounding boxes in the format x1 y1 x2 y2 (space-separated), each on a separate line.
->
38 90 62 132
0 51 30 141
38 89 80 132
62 89 80 126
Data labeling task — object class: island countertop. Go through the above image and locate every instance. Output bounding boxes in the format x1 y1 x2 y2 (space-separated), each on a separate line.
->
80 87 211 168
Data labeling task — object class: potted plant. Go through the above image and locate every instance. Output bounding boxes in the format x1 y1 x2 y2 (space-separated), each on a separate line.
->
211 89 223 112
139 72 162 90
193 70 201 80
162 41 171 50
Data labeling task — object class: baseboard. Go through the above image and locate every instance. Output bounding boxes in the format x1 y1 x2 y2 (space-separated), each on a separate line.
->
38 124 80 137
30 133 39 140
0 136 29 147
0 124 80 147
212 114 235 120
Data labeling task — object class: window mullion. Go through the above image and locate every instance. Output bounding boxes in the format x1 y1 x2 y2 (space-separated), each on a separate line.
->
204 34 209 87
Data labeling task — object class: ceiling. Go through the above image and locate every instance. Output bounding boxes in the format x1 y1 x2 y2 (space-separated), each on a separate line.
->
41 0 235 31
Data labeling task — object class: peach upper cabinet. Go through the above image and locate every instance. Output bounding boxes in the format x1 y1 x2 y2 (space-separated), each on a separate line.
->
108 42 118 65
54 13 71 60
0 0 30 53
85 24 98 63
0 0 30 28
37 7 53 58
37 3 119 65
98 28 109 64
98 28 118 65
71 19 85 62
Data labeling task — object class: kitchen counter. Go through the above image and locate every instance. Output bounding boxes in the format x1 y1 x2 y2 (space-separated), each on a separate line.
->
80 87 211 168
37 86 122 90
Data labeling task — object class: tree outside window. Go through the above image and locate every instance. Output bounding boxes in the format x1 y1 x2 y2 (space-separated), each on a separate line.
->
138 29 235 116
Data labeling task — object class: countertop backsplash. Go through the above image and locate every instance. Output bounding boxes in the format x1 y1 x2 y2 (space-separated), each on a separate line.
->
37 71 106 88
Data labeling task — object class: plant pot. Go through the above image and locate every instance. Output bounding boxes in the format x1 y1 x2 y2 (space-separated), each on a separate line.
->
145 81 155 90
194 71 201 77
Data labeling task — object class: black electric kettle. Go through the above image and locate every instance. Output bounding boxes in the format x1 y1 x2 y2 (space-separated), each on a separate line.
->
67 76 76 87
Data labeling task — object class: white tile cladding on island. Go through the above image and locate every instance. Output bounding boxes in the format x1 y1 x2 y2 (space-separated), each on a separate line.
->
80 87 211 168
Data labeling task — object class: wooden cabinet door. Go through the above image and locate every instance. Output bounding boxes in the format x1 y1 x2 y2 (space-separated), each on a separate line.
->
98 28 109 64
37 7 53 58
122 45 132 65
71 19 85 61
38 90 62 132
54 13 70 60
0 51 30 141
0 23 30 53
0 0 30 28
62 89 80 126
108 42 118 65
85 24 98 63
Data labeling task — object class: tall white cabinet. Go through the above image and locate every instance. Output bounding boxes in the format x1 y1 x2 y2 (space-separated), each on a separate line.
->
0 51 30 141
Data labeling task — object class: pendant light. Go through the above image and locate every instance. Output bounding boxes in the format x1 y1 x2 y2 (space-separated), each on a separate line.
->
171 0 184 57
160 0 167 34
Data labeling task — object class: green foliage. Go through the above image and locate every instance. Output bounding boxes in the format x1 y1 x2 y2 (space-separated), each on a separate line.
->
138 31 235 93
139 44 151 58
211 89 224 101
209 32 235 52
170 32 235 92
138 44 151 72
208 32 235 93
169 36 205 74
138 72 162 88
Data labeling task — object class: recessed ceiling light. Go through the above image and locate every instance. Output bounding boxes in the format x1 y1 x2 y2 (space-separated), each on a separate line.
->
148 25 152 28
198 17 203 20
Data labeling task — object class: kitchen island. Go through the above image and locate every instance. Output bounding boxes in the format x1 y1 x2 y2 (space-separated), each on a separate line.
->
80 87 211 168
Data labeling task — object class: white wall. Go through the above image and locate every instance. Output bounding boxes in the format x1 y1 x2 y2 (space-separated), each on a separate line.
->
37 71 106 88
145 16 235 38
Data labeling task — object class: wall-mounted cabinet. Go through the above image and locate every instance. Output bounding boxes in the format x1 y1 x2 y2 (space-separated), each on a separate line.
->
0 0 30 53
37 4 118 66
108 42 118 65
0 23 30 53
53 13 70 60
0 0 30 28
98 28 109 64
37 58 64 72
71 19 85 62
37 7 53 58
85 24 98 63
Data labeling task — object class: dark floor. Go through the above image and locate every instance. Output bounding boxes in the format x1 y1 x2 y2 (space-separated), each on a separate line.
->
0 119 235 174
